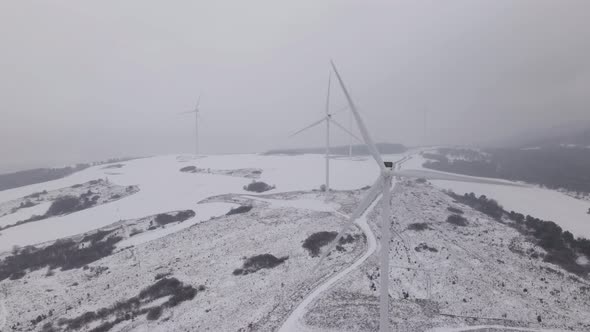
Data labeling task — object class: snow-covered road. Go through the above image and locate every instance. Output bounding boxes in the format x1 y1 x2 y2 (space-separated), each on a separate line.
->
278 194 381 332
279 156 410 332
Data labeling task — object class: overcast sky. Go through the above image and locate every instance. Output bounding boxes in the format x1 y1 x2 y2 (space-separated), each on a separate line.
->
1 0 589 172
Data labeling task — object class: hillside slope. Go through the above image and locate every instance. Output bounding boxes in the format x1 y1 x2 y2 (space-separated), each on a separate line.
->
0 154 589 331
302 181 590 331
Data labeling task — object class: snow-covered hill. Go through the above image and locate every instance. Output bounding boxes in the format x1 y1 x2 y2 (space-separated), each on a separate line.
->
0 153 589 332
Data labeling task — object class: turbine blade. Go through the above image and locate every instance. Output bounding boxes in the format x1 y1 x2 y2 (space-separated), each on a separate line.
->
330 61 385 171
313 175 384 272
179 110 197 115
325 71 331 116
289 117 327 138
196 94 201 108
330 118 362 143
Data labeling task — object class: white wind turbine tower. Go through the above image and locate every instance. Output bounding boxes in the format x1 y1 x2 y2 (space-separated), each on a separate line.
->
348 110 354 157
290 72 361 194
315 61 394 332
180 95 202 155
315 62 514 331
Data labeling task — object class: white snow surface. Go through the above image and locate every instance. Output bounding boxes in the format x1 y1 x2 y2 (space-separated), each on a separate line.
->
427 326 569 332
2 151 589 250
0 202 50 228
0 153 404 252
116 202 238 248
3 152 590 332
279 195 381 332
429 181 590 239
399 154 590 239
244 196 340 212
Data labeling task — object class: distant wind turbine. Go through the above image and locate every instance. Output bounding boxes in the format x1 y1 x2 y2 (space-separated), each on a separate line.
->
180 95 201 155
290 72 362 194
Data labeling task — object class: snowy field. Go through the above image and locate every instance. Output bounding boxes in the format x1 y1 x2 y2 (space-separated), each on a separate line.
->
1 151 588 250
2 152 590 332
0 153 405 252
0 202 51 228
400 154 590 239
2 190 368 332
430 180 590 239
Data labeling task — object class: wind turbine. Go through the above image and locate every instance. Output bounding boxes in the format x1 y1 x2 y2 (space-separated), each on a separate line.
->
180 95 201 155
315 62 521 331
290 72 361 194
315 61 394 332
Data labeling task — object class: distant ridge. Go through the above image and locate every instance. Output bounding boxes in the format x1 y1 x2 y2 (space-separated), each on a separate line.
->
0 157 139 191
264 143 407 156
525 127 590 148
491 122 590 148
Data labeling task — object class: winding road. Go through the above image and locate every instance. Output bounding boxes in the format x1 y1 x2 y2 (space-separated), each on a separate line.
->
278 194 381 332
278 156 409 332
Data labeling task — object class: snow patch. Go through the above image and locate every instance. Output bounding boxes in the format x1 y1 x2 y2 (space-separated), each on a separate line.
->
0 202 50 228
117 202 237 248
431 180 590 239
244 196 340 212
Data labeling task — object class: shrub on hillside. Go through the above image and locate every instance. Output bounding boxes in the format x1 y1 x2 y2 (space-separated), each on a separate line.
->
26 190 47 199
46 196 83 216
129 228 143 237
302 231 337 257
451 192 590 276
179 166 197 173
102 164 125 169
226 205 253 216
446 214 468 226
233 254 288 275
154 210 195 226
447 206 464 214
20 200 37 208
0 231 122 281
146 307 163 320
448 192 503 220
60 277 199 330
415 243 438 252
407 223 430 231
243 181 275 193
302 231 357 257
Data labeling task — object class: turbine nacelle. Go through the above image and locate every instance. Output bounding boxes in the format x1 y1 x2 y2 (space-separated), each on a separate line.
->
380 162 394 178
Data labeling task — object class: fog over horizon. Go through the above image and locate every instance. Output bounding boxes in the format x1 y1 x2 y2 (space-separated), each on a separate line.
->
1 0 589 173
